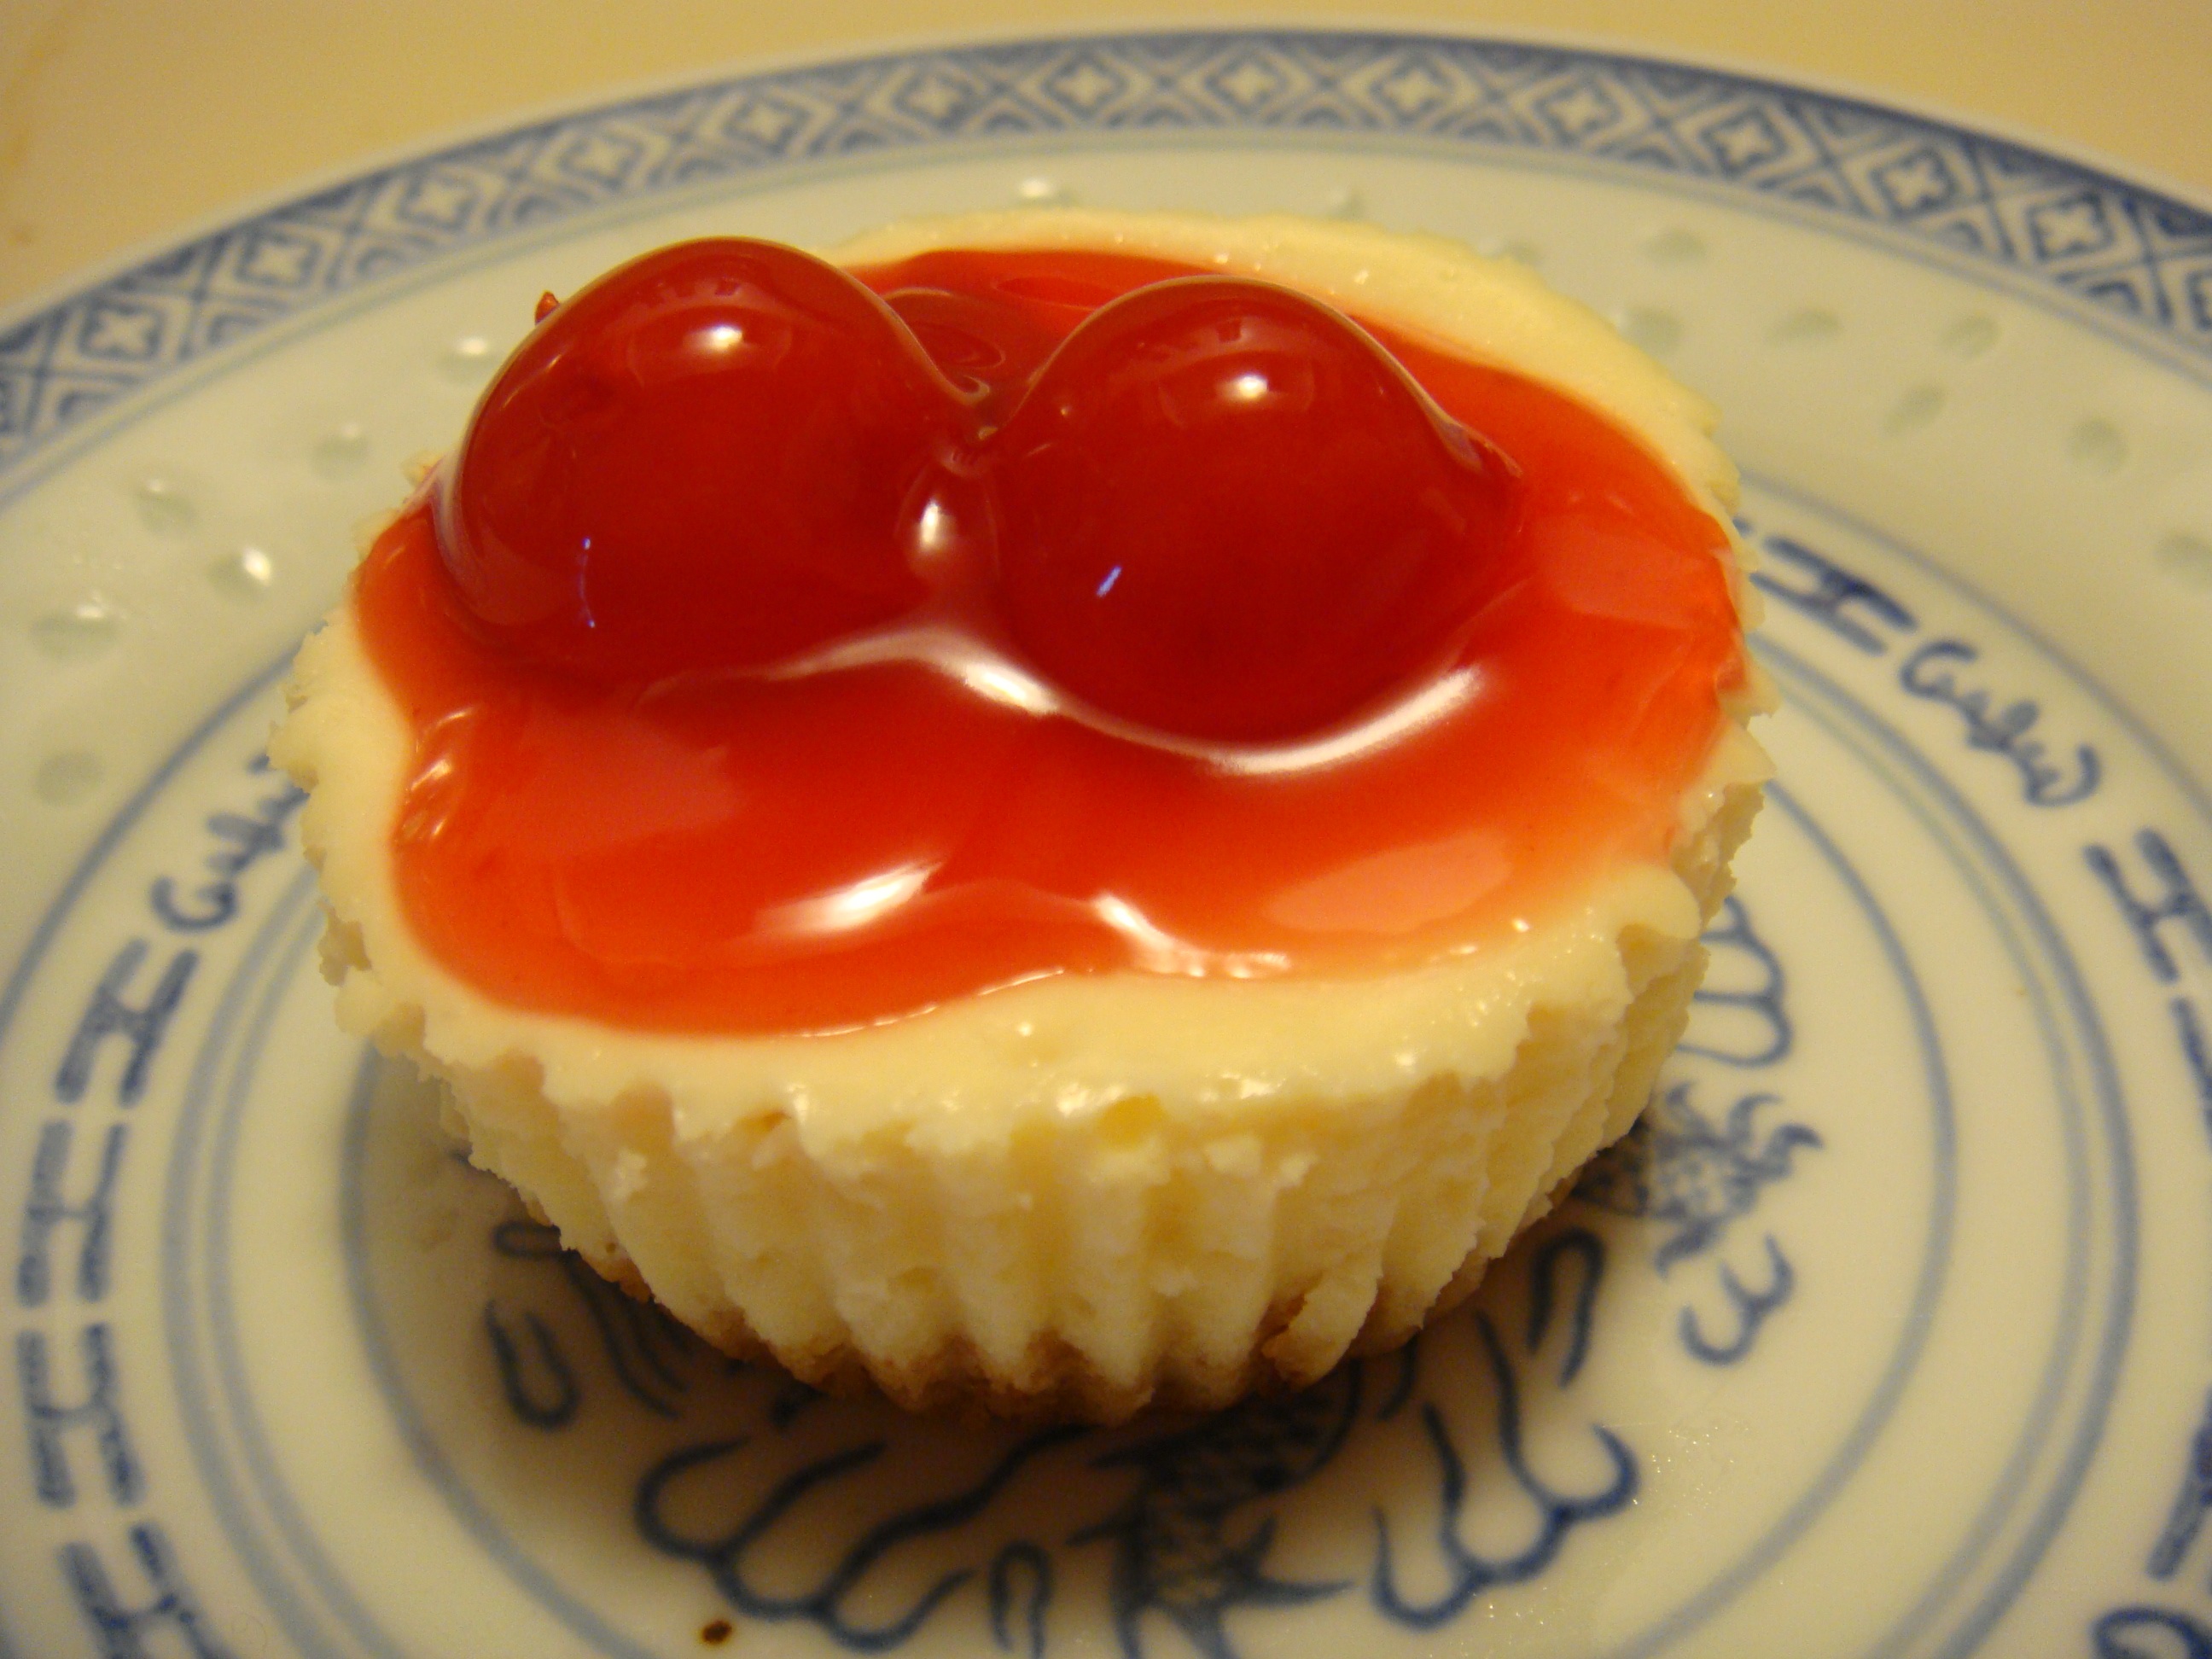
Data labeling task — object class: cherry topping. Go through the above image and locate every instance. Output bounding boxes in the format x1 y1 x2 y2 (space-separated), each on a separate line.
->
360 245 1743 1033
438 239 968 682
989 276 1518 742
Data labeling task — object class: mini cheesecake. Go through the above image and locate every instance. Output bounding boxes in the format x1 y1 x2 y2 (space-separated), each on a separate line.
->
271 210 1769 1422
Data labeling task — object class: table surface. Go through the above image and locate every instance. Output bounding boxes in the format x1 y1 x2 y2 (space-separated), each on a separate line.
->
3 0 2209 317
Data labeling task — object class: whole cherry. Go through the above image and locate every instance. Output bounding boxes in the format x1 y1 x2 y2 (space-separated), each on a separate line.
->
988 276 1518 742
437 238 970 681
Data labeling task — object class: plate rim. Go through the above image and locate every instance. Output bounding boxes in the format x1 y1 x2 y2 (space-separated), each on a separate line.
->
6 22 2212 492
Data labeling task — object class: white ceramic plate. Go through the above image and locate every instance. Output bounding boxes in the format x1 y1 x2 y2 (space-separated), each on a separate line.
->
5 29 2212 1659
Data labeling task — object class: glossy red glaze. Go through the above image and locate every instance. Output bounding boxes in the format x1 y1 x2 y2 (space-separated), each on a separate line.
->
352 244 1743 1033
438 239 963 681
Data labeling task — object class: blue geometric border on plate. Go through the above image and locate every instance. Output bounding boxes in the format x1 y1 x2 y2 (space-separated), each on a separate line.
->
5 28 2212 474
